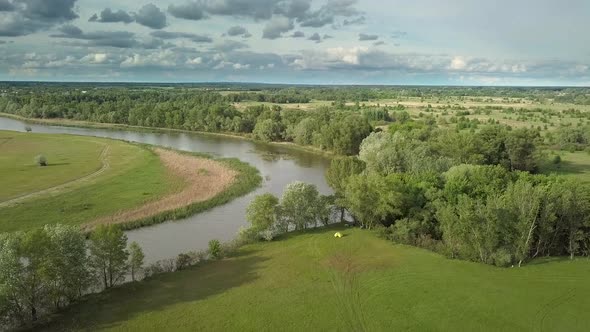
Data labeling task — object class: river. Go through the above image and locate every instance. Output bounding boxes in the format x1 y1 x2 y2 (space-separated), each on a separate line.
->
0 117 332 263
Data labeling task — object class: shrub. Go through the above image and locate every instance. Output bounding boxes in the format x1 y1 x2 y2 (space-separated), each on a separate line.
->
35 154 47 166
176 253 192 270
552 155 561 165
208 239 222 259
491 248 513 267
24 126 32 132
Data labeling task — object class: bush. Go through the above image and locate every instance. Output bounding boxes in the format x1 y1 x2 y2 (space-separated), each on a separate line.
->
35 154 47 166
491 248 513 267
208 239 222 259
176 253 192 270
552 155 561 165
24 126 32 132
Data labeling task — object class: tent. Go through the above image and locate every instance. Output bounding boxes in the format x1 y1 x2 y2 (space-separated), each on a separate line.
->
334 232 342 238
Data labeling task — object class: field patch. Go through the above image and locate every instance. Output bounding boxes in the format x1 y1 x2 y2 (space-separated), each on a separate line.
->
87 148 237 228
0 131 105 201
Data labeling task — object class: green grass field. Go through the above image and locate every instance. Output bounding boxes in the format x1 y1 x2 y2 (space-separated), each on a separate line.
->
0 131 181 233
42 226 590 331
0 131 105 201
541 151 590 183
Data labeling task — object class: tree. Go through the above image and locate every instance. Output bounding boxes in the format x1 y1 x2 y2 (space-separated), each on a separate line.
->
44 224 90 308
326 156 365 221
505 128 541 172
35 154 47 167
128 242 145 282
503 180 544 267
89 225 129 289
208 239 222 259
343 174 396 229
246 193 280 233
555 180 590 259
280 181 321 230
253 118 284 142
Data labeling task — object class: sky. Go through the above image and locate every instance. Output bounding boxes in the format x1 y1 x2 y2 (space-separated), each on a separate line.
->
0 0 589 85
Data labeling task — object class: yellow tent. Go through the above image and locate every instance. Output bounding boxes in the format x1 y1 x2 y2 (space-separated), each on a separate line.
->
334 232 342 238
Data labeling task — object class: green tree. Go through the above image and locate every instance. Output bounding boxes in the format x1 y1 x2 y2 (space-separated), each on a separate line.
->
128 242 145 282
503 180 544 267
208 239 222 259
280 181 321 230
246 193 280 233
326 156 365 221
253 118 284 142
89 225 129 289
44 224 91 308
343 174 396 229
505 128 541 172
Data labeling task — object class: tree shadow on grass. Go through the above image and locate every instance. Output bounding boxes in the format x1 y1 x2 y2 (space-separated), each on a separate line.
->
40 251 268 331
45 162 70 167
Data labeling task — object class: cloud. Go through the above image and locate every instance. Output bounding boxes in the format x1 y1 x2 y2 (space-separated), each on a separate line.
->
291 31 305 38
89 8 133 24
186 56 202 65
262 16 293 39
51 25 167 49
307 32 321 43
373 41 385 46
227 25 249 37
20 0 78 21
391 30 407 39
0 0 78 36
299 0 360 27
121 49 178 68
151 30 212 43
213 40 249 52
81 53 109 64
359 33 378 41
204 0 276 20
134 4 167 29
343 16 365 26
274 0 311 20
168 2 205 21
0 0 15 11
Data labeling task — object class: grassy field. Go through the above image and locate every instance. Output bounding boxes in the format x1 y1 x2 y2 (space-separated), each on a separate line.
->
42 225 590 331
541 151 590 183
0 131 182 233
0 131 105 201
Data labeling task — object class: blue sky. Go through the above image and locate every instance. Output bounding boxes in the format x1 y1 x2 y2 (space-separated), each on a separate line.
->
0 0 589 85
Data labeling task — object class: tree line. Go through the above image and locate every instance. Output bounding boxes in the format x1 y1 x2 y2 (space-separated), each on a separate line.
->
0 224 144 328
325 122 590 266
245 120 590 268
0 90 373 155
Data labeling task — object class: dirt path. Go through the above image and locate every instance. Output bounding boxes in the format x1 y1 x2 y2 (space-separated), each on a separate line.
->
85 148 237 228
0 145 111 208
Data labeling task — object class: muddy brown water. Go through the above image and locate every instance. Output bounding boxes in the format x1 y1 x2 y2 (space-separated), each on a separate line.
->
0 117 332 263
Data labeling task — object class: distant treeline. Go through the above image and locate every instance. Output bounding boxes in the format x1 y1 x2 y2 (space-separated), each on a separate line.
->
0 90 373 155
1 84 590 104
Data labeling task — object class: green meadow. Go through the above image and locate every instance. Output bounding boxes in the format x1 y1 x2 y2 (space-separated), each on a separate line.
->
42 226 590 332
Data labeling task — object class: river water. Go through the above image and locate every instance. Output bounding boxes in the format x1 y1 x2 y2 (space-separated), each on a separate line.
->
0 117 332 263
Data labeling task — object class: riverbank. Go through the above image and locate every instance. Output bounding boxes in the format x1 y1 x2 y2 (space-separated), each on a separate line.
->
0 113 336 159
